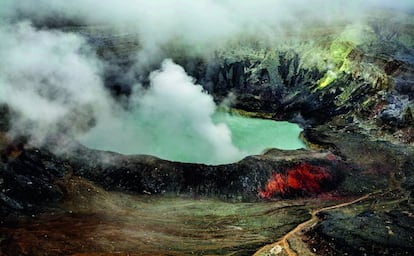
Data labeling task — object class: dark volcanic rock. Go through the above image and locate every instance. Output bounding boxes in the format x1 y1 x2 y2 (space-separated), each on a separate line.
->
0 148 68 222
302 123 414 255
0 140 348 230
64 145 346 201
0 105 10 132
303 125 414 194
307 193 414 256
377 94 413 128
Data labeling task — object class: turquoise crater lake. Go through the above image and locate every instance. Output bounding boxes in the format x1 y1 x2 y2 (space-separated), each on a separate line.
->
213 112 305 153
79 112 305 165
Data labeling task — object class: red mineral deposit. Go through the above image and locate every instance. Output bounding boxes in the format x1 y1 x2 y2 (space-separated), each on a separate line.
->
259 163 332 199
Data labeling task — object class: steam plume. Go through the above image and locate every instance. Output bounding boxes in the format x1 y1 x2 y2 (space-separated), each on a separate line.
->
80 59 243 164
0 22 113 144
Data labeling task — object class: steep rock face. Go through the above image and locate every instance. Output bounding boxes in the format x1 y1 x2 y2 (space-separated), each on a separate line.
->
190 42 408 126
172 22 414 132
182 49 330 122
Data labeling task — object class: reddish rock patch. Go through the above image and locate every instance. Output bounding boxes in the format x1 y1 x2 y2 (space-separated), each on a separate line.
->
259 163 332 198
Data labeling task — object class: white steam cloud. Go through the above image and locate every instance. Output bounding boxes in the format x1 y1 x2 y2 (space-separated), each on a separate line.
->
80 59 243 164
2 1 413 66
0 22 113 144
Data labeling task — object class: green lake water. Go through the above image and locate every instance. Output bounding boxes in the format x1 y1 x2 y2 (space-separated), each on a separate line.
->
80 112 305 165
213 112 305 153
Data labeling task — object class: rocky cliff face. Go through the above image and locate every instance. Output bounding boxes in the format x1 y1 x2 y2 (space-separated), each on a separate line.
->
180 24 414 133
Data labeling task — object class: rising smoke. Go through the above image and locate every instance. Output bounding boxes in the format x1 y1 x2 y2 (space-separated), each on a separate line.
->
0 22 114 145
0 0 413 162
80 59 243 164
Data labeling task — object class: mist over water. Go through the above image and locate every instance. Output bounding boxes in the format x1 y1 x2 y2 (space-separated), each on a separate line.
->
213 113 305 153
79 60 242 164
80 112 305 164
79 60 304 164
